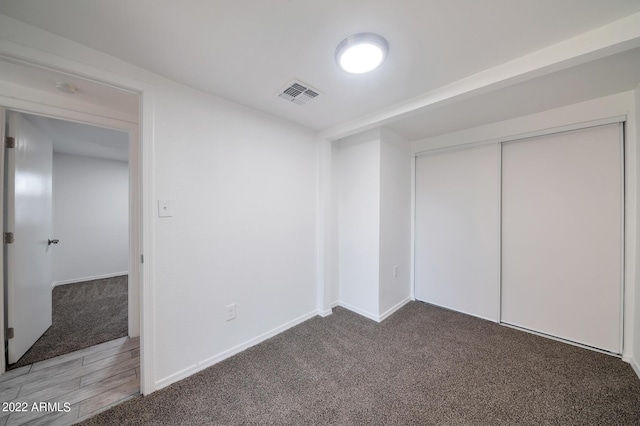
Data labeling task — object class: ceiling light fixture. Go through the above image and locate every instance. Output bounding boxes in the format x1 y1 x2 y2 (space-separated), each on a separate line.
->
55 82 78 94
335 33 389 74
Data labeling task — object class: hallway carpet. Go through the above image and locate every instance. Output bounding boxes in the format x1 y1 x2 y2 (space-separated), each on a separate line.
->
82 302 640 425
11 275 128 369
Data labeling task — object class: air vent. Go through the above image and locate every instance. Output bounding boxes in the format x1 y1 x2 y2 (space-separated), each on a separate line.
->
277 80 320 106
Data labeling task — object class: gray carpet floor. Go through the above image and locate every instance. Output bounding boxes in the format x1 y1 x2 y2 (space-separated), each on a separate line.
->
82 302 640 425
11 275 128 369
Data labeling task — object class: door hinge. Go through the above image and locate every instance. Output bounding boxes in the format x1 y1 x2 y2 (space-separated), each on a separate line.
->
4 137 15 149
3 232 14 244
140 254 144 264
6 328 14 340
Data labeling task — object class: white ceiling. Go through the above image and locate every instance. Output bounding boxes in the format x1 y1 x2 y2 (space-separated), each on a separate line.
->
386 47 640 141
1 1 640 140
23 113 129 162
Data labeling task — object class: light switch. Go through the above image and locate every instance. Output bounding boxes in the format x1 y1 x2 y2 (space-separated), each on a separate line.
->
158 200 173 217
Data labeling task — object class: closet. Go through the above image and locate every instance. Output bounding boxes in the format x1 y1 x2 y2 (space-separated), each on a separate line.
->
414 122 623 353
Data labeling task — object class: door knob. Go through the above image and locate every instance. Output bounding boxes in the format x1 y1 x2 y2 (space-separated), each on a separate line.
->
48 239 59 246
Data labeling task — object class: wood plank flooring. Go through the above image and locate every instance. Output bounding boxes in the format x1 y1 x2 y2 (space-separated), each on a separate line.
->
0 337 140 425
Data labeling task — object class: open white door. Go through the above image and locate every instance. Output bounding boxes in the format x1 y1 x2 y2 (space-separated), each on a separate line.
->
5 111 53 364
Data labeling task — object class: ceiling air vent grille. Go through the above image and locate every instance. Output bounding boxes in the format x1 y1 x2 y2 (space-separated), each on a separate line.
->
278 80 320 106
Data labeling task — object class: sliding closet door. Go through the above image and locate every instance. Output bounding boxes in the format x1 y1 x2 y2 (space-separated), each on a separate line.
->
501 124 622 353
415 144 500 321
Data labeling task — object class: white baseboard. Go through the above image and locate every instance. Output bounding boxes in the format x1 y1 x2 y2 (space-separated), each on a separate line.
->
336 298 412 323
629 357 640 381
318 308 333 317
155 310 318 391
318 301 341 317
337 301 380 322
379 297 411 322
52 271 129 287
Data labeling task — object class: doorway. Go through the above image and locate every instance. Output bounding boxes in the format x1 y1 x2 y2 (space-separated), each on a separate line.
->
0 52 150 397
4 110 132 368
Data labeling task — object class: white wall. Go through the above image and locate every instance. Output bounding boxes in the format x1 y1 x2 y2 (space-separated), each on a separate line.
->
52 152 129 284
412 91 637 363
153 84 318 384
0 14 319 389
412 92 635 152
336 130 381 318
378 128 411 316
333 128 411 321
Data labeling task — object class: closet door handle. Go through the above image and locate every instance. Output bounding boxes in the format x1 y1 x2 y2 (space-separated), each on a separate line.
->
48 239 59 246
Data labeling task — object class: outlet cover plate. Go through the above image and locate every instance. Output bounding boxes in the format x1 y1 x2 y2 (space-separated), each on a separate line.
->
226 303 236 321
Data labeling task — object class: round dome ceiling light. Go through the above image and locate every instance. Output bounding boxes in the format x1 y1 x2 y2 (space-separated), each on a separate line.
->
335 33 389 74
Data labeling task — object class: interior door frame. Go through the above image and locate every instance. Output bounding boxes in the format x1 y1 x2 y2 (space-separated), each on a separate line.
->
0 43 155 395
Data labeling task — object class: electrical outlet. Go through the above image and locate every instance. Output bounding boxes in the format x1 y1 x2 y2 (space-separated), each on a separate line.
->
226 303 236 321
393 266 398 278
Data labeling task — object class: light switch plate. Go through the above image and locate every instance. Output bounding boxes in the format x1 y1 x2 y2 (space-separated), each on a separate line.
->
158 200 173 217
